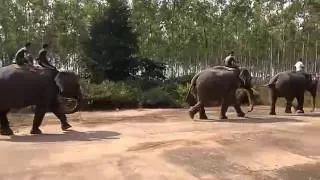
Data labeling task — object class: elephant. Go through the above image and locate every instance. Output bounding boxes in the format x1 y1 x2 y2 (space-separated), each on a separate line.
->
236 88 261 105
265 71 318 115
0 64 82 136
185 66 255 120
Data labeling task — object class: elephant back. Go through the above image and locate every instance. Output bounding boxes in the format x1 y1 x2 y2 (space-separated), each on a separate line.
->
0 64 42 79
271 71 312 92
0 64 53 109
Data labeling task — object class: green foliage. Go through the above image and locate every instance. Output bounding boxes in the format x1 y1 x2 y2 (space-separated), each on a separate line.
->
81 80 140 109
82 0 139 82
1 0 319 78
80 78 190 109
174 84 190 106
137 57 166 81
140 87 179 108
1 0 319 111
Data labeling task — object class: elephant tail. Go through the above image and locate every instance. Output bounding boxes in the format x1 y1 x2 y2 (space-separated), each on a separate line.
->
185 85 197 106
185 72 200 106
258 83 273 88
258 73 280 88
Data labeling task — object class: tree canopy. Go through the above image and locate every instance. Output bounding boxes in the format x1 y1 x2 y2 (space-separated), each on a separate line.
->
0 0 319 81
83 0 139 82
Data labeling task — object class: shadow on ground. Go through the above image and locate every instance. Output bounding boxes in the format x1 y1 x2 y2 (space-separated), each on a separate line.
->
276 162 320 180
163 147 275 179
2 130 120 143
193 116 304 123
292 112 320 117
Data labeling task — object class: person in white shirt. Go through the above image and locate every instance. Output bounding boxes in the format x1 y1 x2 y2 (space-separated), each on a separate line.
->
294 59 305 72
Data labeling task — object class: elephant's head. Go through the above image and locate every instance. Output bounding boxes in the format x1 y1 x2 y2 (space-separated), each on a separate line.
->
307 77 318 112
54 71 82 113
238 68 254 112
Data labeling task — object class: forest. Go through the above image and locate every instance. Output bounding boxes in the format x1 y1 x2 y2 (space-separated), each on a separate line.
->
0 0 319 109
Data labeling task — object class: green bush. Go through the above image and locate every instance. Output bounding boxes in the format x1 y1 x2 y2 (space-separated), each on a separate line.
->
125 79 162 91
81 80 140 109
172 83 190 107
139 87 180 108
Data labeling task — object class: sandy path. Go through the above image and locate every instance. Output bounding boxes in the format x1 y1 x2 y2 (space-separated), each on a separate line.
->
1 106 320 180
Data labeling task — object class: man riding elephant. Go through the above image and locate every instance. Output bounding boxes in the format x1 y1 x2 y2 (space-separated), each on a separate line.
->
36 44 56 70
266 65 318 115
14 42 31 66
0 63 82 136
186 66 255 120
224 51 239 69
294 59 305 72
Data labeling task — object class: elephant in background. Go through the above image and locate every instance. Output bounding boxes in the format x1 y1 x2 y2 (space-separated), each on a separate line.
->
265 71 318 115
0 64 82 135
185 66 255 120
236 88 262 105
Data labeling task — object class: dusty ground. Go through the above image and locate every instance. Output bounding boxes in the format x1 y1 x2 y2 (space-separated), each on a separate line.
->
1 106 320 180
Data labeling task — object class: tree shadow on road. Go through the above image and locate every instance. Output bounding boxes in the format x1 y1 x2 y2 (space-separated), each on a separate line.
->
2 130 120 143
292 112 320 117
194 116 304 123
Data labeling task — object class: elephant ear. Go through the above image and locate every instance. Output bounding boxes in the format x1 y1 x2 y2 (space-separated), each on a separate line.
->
54 71 80 97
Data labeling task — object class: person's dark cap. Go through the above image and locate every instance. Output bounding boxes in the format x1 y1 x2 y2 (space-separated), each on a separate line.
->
43 44 49 48
230 51 234 55
25 42 31 47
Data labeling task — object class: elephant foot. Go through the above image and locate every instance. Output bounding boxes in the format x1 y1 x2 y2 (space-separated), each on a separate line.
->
199 115 208 120
188 111 195 119
30 128 42 135
0 128 14 136
269 111 276 115
61 123 72 131
296 110 304 114
285 109 292 113
219 115 228 120
237 112 245 117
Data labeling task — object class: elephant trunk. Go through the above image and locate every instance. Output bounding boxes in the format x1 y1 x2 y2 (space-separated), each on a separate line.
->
311 95 316 112
62 91 82 114
245 88 254 112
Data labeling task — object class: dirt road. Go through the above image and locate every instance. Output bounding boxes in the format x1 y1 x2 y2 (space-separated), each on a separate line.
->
1 106 320 180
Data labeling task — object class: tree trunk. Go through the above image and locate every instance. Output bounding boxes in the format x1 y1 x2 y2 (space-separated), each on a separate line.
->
270 38 273 76
316 40 318 72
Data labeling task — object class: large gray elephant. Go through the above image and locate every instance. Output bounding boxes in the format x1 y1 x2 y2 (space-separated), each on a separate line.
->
185 66 255 119
265 71 318 115
0 64 82 136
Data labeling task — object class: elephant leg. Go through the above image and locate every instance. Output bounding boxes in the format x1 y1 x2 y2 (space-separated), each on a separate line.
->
285 97 294 113
233 92 245 117
199 104 208 119
220 98 229 120
31 107 46 134
234 103 245 117
269 89 277 115
296 95 305 113
51 101 72 130
0 110 13 136
188 101 202 119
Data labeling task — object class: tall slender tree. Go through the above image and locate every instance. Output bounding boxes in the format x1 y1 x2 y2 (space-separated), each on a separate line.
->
83 0 139 82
